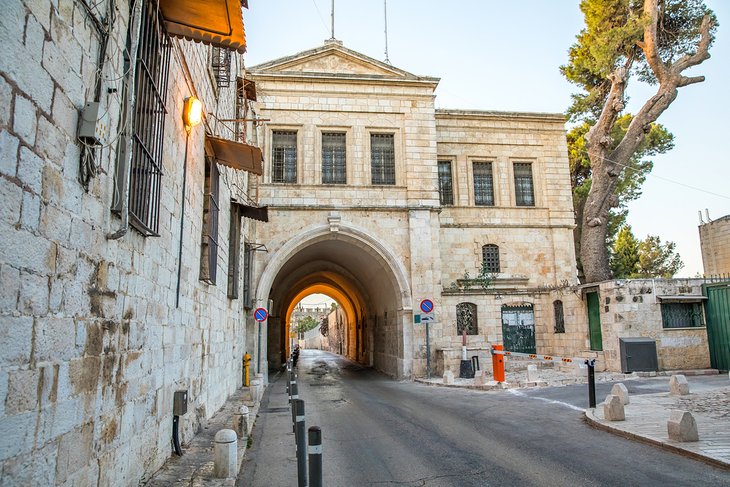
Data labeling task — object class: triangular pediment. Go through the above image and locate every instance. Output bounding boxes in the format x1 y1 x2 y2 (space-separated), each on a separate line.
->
248 41 435 82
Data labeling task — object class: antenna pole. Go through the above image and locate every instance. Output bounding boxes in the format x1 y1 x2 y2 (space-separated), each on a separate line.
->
384 0 390 63
331 0 335 40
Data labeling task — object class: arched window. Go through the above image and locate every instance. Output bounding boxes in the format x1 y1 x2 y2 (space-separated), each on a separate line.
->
553 300 565 333
456 302 478 335
482 244 500 273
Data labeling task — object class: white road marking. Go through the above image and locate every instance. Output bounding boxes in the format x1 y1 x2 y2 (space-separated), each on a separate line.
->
508 388 586 412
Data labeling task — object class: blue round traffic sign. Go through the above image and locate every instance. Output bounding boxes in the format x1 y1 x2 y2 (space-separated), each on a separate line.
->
254 308 268 322
420 299 434 313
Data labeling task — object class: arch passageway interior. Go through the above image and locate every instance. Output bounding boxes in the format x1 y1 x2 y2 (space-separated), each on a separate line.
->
261 230 412 378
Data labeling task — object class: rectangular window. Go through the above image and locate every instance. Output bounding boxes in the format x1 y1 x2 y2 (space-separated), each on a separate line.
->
438 160 454 205
272 130 297 183
243 242 252 307
473 162 494 206
322 132 346 184
514 162 535 206
661 302 704 328
127 1 172 236
227 205 242 298
371 133 395 185
200 157 220 284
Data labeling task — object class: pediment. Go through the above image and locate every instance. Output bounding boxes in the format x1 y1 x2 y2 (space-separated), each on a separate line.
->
249 42 426 81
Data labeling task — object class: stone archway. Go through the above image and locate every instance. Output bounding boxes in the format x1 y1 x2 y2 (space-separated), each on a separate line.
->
254 222 413 379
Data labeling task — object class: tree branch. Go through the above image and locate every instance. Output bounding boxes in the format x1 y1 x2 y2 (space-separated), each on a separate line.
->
678 75 706 87
672 15 713 73
642 0 670 83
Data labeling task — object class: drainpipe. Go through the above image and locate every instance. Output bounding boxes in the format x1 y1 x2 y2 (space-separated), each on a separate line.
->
108 0 142 240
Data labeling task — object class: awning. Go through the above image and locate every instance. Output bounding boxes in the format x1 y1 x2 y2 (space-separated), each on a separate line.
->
233 202 268 223
159 0 247 54
657 295 708 302
206 135 263 175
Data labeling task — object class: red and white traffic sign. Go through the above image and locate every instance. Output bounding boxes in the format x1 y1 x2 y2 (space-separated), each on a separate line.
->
420 299 434 313
254 308 268 322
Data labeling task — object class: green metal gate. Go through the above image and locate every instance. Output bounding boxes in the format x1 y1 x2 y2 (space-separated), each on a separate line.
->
703 282 730 372
501 305 536 354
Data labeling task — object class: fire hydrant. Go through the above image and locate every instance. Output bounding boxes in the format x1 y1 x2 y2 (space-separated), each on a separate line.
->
243 352 251 387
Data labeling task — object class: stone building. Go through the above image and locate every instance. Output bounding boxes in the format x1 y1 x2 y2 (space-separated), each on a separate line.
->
699 213 730 275
0 1 262 484
247 40 579 379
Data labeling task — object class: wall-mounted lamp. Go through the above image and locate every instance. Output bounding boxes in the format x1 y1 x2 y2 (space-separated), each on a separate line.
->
182 96 203 131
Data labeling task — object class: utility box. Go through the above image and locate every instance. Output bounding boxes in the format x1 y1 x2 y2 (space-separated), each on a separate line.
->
619 337 658 373
173 390 188 416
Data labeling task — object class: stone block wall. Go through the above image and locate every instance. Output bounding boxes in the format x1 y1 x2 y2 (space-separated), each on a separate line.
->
0 2 255 485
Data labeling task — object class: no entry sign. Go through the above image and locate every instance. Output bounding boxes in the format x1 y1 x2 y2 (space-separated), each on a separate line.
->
420 299 434 313
254 308 268 322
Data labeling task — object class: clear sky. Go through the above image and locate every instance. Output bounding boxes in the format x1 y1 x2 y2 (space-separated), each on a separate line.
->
244 1 730 277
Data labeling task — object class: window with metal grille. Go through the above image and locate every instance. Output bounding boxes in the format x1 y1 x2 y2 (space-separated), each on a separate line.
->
456 302 478 335
227 206 242 298
272 131 297 183
438 160 453 205
243 242 252 308
127 1 171 236
322 132 346 184
554 300 565 333
482 244 500 273
371 133 395 185
514 162 535 206
473 162 494 206
200 157 220 284
211 46 232 89
661 302 704 328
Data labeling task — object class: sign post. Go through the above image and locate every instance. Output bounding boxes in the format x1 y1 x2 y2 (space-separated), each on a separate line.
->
420 299 435 378
254 308 268 373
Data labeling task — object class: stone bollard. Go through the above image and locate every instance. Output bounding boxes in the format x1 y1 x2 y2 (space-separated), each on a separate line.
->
251 379 262 402
233 405 250 438
603 394 625 421
214 429 238 478
443 370 455 384
526 364 538 382
669 374 690 395
474 369 489 386
611 383 630 405
667 410 699 442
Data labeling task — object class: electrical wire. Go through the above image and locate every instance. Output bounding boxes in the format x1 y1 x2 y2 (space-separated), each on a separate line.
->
310 0 331 35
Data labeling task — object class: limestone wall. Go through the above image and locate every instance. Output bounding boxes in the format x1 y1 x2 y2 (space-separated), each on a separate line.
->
0 2 254 484
699 215 730 275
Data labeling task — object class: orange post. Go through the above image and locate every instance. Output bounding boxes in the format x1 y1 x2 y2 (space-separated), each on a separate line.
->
492 344 505 383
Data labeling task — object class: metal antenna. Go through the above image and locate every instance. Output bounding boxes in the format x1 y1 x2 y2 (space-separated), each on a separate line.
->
384 0 391 64
330 0 335 40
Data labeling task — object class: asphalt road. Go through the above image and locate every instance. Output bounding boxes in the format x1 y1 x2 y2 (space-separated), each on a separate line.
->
239 350 730 486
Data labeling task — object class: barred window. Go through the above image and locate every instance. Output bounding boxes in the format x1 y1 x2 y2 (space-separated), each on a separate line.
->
322 132 346 184
661 302 704 328
211 46 232 89
272 131 297 183
371 134 395 185
200 157 220 284
482 244 500 273
127 0 172 236
227 206 242 298
243 242 252 308
554 300 565 333
456 302 478 335
473 162 494 206
438 160 454 205
514 162 535 206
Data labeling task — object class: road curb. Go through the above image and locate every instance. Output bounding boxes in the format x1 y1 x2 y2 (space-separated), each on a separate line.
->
584 408 730 471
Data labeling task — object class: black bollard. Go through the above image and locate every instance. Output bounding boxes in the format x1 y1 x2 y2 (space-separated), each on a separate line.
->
585 359 596 408
308 426 322 487
290 382 299 432
294 399 307 487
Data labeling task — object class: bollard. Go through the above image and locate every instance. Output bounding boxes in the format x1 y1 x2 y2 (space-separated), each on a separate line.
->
290 382 299 433
233 405 250 438
289 372 298 404
308 426 323 487
213 429 238 478
585 359 596 408
491 344 505 383
294 399 307 487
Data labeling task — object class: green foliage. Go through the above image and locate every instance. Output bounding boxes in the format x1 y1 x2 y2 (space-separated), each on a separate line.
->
295 315 320 334
610 225 683 278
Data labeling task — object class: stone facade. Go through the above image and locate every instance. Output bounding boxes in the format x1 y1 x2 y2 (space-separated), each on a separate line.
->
1 2 258 485
247 40 579 379
699 214 730 275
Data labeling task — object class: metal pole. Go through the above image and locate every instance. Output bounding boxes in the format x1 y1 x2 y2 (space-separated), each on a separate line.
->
294 399 307 487
290 381 299 433
586 359 596 408
426 321 431 378
257 321 262 373
308 426 323 487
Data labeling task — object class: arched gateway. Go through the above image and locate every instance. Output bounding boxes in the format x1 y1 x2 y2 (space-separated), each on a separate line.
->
255 222 414 379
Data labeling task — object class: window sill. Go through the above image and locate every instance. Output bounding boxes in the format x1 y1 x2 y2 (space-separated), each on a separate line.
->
661 326 706 331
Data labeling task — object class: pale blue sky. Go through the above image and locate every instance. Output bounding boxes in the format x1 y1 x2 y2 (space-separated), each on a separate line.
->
244 1 730 277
